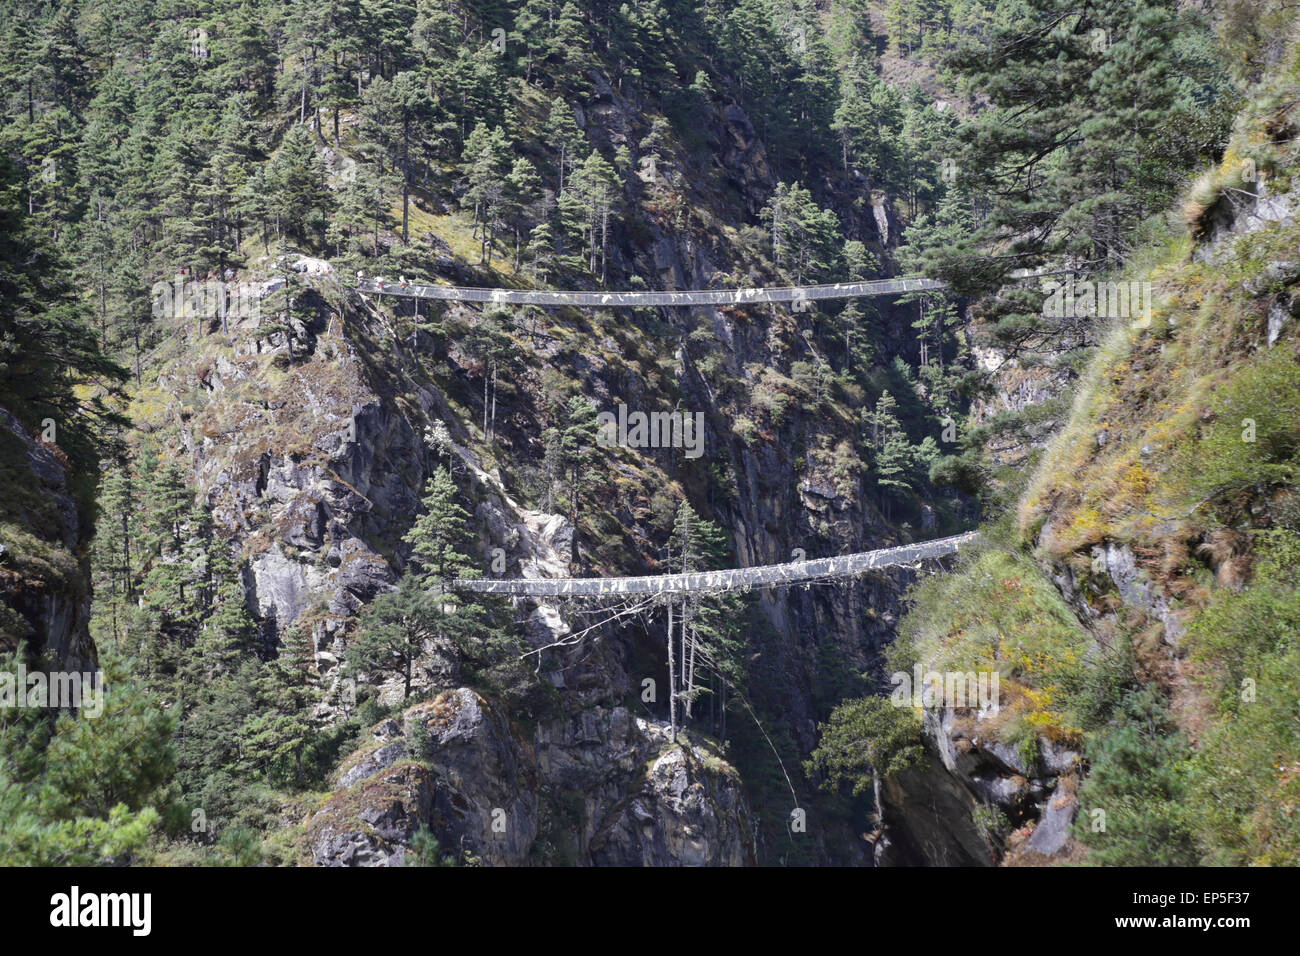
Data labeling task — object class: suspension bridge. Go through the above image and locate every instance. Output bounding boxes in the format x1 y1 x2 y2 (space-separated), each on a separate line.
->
454 531 977 598
356 275 946 307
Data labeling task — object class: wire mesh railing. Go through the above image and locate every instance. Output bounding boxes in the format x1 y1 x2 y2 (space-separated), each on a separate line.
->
453 531 978 597
356 275 945 307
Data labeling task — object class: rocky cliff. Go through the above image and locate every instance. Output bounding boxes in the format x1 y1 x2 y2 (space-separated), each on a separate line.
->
878 64 1300 865
0 405 95 674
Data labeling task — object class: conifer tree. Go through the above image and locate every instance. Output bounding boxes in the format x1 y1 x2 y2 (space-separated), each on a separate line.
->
404 467 478 585
559 396 600 569
543 97 586 196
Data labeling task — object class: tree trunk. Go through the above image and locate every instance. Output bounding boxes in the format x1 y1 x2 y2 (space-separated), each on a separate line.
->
684 604 697 720
666 600 677 741
401 114 410 244
490 361 497 441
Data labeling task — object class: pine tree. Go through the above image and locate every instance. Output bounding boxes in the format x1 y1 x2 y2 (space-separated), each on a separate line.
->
90 460 137 648
830 54 903 182
502 156 542 271
137 462 204 655
239 651 321 786
543 97 586 196
404 467 478 584
869 390 915 519
346 574 441 701
563 150 619 281
761 182 843 285
0 648 175 864
198 540 258 675
265 125 334 246
559 396 600 570
459 123 511 261
931 0 1227 354
663 500 746 738
466 308 516 442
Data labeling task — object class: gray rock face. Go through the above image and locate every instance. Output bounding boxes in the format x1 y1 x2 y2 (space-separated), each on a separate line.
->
0 406 94 673
879 705 1082 866
189 295 419 659
590 744 756 866
406 689 540 866
1091 541 1184 647
1025 784 1079 858
720 104 774 215
1269 297 1289 346
876 749 994 867
305 763 435 867
1196 178 1298 264
306 690 755 866
337 741 409 790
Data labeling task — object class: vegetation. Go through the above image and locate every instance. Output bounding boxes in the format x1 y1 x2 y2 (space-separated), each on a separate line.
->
0 0 1296 870
806 697 924 794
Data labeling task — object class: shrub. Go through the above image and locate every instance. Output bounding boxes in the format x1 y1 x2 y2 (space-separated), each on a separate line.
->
1171 349 1300 505
1074 687 1199 866
806 698 924 795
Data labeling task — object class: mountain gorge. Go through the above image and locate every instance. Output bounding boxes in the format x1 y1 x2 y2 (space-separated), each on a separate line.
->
2 0 1295 869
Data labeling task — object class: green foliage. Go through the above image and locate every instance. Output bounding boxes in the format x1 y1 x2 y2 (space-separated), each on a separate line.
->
346 574 451 701
1074 687 1199 865
1170 349 1300 505
350 466 535 709
1182 530 1300 864
761 181 842 285
662 499 749 737
0 647 173 865
0 153 125 474
404 467 478 584
892 547 1090 740
806 697 924 795
404 826 459 866
923 0 1231 356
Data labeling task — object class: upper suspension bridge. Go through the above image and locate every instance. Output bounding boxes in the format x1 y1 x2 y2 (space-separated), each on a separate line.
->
356 274 946 307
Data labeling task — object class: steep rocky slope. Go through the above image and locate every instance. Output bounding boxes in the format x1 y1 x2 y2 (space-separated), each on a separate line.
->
880 55 1300 865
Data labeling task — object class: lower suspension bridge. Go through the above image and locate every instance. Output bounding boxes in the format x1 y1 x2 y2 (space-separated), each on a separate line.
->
455 531 978 598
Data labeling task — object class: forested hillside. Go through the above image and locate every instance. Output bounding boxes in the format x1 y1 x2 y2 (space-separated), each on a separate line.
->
0 0 1290 869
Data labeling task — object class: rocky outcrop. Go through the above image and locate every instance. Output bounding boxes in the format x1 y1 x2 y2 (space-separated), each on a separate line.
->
304 689 755 866
0 406 95 672
305 761 435 867
877 703 1083 866
589 744 756 866
875 749 993 866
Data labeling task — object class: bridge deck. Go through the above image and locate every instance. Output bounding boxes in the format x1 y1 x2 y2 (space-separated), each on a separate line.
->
357 276 944 307
454 531 977 597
